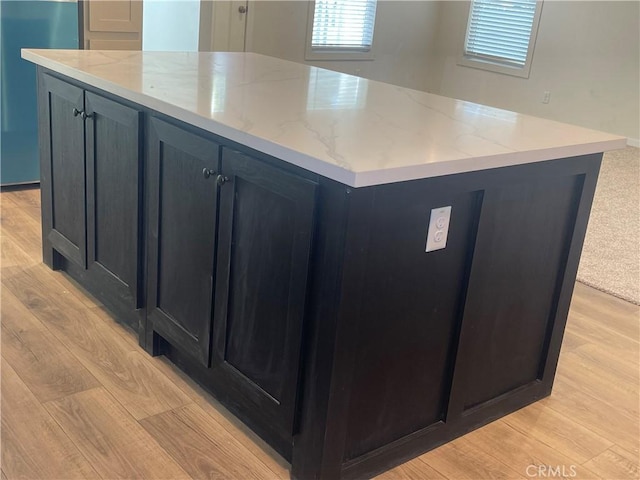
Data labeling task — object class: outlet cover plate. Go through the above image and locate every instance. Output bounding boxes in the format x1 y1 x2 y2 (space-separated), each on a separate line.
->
426 206 452 252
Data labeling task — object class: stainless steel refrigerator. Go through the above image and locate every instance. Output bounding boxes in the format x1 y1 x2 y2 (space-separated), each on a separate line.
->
1 0 79 186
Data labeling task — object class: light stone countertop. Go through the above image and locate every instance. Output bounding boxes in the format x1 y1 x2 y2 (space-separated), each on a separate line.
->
22 49 627 188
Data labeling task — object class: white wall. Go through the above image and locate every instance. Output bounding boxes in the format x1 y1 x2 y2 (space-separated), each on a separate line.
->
433 1 639 142
245 1 442 92
143 0 201 52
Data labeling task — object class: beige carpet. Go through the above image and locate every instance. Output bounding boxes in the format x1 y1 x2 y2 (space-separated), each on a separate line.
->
577 146 640 305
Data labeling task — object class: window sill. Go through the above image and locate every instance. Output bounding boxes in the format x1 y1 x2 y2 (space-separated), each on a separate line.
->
457 55 532 79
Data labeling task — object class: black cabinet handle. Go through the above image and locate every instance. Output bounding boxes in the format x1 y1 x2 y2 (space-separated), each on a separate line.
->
202 168 216 179
73 107 81 117
216 175 229 186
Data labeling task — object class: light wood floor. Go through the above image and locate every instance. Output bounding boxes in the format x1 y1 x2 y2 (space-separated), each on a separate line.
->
1 187 638 480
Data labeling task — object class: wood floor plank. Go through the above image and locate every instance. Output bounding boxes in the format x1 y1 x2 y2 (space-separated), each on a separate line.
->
555 363 638 419
464 420 601 479
571 283 640 342
0 200 43 262
543 381 640 455
2 264 90 315
52 268 104 308
0 361 100 480
2 261 100 311
375 457 446 479
1 196 100 309
420 437 527 479
568 285 640 343
6 188 42 217
564 310 638 365
567 343 640 387
583 446 640 480
559 328 591 353
2 265 191 420
140 403 280 480
1 288 100 402
44 387 191 479
503 402 613 465
90 305 140 350
0 225 38 268
149 356 290 479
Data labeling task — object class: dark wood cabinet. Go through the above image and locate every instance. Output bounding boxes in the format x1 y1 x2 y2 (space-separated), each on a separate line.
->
85 92 144 314
145 119 317 438
212 147 316 435
292 159 601 480
39 74 86 268
448 174 584 413
36 68 603 480
146 118 220 366
38 73 143 328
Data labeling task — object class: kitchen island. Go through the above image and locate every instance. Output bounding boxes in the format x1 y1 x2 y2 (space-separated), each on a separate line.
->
23 49 625 479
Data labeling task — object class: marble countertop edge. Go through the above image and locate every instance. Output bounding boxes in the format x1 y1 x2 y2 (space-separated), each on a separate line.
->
351 138 627 188
22 49 628 188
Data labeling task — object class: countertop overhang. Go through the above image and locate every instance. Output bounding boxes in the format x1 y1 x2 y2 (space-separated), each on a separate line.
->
22 49 627 187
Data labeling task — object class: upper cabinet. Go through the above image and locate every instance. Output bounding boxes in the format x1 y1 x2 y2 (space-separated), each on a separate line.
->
81 0 142 50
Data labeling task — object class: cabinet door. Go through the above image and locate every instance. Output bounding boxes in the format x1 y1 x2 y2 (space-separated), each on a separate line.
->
213 148 316 435
85 92 143 311
40 74 87 268
146 118 220 366
82 0 142 50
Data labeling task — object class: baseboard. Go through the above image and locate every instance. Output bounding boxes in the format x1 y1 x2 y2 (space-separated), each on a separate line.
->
627 138 639 148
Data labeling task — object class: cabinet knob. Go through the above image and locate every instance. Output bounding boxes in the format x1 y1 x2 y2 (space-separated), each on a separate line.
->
73 107 82 117
81 111 93 120
216 174 229 186
202 168 216 179
238 5 247 13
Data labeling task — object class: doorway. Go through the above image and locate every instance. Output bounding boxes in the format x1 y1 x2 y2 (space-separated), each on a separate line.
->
200 0 248 52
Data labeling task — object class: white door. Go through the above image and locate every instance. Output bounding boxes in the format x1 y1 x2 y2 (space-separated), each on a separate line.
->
201 0 248 52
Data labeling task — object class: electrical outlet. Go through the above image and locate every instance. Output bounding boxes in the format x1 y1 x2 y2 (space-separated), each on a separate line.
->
542 91 551 104
426 206 452 252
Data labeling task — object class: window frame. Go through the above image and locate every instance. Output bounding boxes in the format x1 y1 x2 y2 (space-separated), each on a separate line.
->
458 0 544 78
305 0 378 61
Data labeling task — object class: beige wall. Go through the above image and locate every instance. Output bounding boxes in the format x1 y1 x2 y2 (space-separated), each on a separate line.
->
239 1 638 141
245 1 442 92
433 1 639 142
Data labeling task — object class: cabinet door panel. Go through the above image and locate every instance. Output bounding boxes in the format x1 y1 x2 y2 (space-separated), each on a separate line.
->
85 92 142 309
87 0 142 32
147 118 219 366
41 74 86 267
213 148 316 434
452 174 584 411
342 186 482 460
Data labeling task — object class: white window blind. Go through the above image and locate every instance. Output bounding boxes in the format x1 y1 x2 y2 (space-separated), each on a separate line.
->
464 0 539 67
311 0 377 50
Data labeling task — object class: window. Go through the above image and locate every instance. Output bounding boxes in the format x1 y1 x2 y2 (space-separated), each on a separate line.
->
459 0 543 78
305 0 378 61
